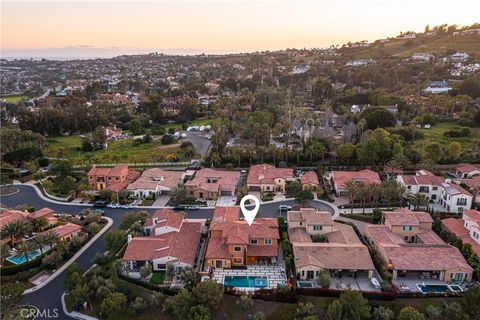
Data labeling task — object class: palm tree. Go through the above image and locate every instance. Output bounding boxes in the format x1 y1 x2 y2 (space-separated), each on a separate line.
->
0 243 11 263
34 234 49 257
409 193 428 210
43 231 60 249
344 180 357 214
369 183 382 208
18 241 35 263
397 184 412 208
357 182 369 214
31 218 48 232
2 222 18 245
15 220 32 239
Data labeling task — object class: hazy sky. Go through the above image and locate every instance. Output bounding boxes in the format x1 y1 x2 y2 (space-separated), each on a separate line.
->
1 0 479 58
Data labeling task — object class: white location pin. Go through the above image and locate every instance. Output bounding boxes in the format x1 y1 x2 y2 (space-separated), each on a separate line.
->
240 194 260 226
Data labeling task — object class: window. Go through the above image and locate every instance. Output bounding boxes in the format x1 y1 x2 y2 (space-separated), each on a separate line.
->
407 186 411 190
250 239 258 245
116 177 119 181
419 186 429 193
313 225 322 231
457 198 467 206
403 226 413 231
265 239 272 245
234 246 242 252
215 260 223 268
431 195 436 200
432 187 438 191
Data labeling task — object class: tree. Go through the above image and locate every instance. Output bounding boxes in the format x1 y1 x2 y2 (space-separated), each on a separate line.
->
43 230 60 249
100 292 127 316
253 312 266 320
372 306 395 320
326 291 370 320
398 306 425 320
129 119 143 135
1 282 26 313
0 243 11 263
337 143 356 165
180 266 197 291
317 270 331 288
164 289 195 320
296 302 315 319
444 302 466 320
161 134 175 145
140 264 152 279
131 297 147 315
425 305 442 320
361 108 395 130
237 294 253 311
424 142 442 163
409 192 428 210
31 218 48 232
344 180 357 214
2 222 18 245
295 190 314 207
18 241 35 262
358 139 380 165
188 305 211 320
461 286 480 318
448 141 462 158
192 280 224 311
33 233 49 257
104 229 126 253
286 181 301 194
166 263 175 282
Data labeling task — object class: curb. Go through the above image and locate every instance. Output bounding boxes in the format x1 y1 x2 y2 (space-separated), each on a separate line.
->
61 293 98 320
23 217 113 295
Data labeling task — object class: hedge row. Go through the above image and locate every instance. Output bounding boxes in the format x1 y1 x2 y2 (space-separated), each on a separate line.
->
0 257 43 275
116 272 180 296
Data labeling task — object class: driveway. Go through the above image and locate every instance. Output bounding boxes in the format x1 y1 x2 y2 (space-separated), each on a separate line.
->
152 195 171 207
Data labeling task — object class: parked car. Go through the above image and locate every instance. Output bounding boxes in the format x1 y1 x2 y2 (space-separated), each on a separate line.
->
93 209 105 216
278 205 292 211
93 200 107 208
107 202 120 209
240 169 247 174
189 205 199 210
122 204 133 209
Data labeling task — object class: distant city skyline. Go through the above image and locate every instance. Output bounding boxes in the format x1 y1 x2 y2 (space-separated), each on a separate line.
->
1 0 479 59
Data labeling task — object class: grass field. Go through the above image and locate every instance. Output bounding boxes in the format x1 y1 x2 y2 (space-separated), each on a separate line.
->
149 271 165 285
413 122 480 155
43 135 183 165
1 95 28 104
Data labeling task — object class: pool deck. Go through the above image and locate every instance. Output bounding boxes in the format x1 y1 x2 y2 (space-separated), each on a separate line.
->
209 265 287 292
393 277 452 293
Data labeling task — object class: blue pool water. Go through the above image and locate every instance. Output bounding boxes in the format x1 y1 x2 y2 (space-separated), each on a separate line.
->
7 250 41 265
417 284 462 293
224 276 268 288
298 281 314 288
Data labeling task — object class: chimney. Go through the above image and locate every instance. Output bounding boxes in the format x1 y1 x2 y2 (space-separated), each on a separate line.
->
127 234 132 243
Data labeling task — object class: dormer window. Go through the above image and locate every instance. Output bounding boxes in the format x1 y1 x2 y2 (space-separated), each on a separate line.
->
265 239 272 245
234 246 242 252
313 225 322 231
403 226 413 231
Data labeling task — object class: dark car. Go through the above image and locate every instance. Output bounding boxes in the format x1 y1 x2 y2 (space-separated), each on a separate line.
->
93 200 107 208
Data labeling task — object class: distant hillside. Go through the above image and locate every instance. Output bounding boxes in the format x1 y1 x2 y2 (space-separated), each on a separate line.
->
342 34 480 59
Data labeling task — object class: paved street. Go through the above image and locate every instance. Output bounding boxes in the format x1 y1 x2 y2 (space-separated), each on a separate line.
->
1 185 337 319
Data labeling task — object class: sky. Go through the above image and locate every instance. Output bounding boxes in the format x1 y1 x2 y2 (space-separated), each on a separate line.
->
1 0 479 59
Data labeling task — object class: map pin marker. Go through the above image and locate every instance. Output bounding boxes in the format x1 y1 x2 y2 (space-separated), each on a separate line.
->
240 195 260 226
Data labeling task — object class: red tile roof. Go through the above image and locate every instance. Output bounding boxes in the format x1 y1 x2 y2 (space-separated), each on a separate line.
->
0 210 28 226
46 223 81 238
442 216 480 256
456 164 479 173
144 209 185 230
464 209 480 223
28 208 54 220
185 168 240 193
300 171 319 186
332 169 381 189
383 209 433 226
247 164 293 185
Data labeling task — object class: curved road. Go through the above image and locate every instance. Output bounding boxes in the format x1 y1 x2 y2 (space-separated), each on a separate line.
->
1 185 337 319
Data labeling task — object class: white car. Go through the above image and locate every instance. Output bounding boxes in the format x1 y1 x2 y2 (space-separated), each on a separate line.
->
278 205 292 211
181 133 187 138
122 204 133 209
107 203 120 209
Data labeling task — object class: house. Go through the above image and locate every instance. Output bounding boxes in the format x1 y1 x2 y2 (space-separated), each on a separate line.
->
126 168 186 198
451 52 469 62
246 164 294 193
411 53 435 62
44 222 82 241
365 209 473 282
87 165 140 192
122 209 203 273
396 170 444 202
328 169 381 196
425 80 452 93
27 208 58 226
288 208 376 281
300 171 320 190
0 207 57 227
460 176 480 204
455 164 480 179
439 181 472 213
442 209 480 256
104 126 124 140
205 207 279 268
185 168 240 200
346 59 375 67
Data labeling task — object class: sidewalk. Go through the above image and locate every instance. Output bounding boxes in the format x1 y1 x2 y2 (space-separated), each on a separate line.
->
23 217 113 295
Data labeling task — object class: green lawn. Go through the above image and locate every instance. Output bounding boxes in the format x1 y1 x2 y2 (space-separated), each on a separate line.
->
1 95 28 104
149 271 166 285
43 135 183 165
413 122 480 155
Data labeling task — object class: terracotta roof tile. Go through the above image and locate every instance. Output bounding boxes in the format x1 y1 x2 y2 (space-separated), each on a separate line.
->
247 164 293 185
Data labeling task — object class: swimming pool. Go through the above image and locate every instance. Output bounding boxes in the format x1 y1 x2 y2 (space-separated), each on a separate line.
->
298 281 314 288
224 276 268 288
417 284 463 293
6 250 41 265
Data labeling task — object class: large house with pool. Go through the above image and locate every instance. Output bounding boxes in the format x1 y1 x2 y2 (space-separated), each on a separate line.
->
288 208 376 283
204 206 279 268
365 209 473 284
122 209 203 276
